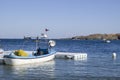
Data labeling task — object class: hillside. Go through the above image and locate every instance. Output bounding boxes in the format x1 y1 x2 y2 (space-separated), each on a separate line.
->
71 33 120 40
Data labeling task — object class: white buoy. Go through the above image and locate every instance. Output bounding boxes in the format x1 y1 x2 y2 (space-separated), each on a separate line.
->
112 52 116 59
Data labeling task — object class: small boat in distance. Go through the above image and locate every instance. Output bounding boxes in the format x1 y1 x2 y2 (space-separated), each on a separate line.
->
106 40 111 43
4 30 56 65
103 39 111 43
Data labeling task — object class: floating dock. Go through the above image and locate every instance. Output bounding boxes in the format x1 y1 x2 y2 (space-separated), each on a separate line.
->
55 52 87 60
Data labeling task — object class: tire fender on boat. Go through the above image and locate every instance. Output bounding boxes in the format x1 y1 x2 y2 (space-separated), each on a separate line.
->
49 40 56 47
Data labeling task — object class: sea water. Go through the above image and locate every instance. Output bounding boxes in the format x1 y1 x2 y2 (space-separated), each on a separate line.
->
0 39 120 80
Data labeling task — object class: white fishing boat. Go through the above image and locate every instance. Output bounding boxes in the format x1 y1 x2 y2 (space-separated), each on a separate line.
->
4 29 56 65
4 48 56 65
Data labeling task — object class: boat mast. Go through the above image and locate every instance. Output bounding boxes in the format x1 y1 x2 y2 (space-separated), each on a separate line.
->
35 36 39 50
40 28 49 48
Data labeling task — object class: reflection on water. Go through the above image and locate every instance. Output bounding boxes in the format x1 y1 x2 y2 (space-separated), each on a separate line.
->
54 59 89 80
0 58 120 80
1 60 55 80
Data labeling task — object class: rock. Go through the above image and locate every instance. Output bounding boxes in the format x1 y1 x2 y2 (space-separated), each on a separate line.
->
72 33 120 40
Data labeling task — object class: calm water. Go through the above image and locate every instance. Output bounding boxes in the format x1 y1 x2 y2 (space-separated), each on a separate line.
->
0 39 120 80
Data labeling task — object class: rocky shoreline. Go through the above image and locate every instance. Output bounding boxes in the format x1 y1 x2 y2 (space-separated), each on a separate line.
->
71 33 120 40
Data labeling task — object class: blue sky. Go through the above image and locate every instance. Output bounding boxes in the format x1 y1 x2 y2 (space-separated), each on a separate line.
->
0 0 120 39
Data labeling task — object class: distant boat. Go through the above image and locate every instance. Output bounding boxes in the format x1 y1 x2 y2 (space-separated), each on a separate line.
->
24 36 31 40
103 39 111 43
106 40 111 43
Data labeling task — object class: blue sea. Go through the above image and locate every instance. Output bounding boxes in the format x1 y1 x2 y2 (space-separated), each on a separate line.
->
0 39 120 80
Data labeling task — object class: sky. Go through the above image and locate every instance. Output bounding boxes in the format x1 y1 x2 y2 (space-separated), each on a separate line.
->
0 0 120 39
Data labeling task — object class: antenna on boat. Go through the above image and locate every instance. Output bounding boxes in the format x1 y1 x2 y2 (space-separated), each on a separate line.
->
45 28 49 38
41 28 49 38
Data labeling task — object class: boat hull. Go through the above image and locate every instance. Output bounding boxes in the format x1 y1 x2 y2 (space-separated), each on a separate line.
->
4 54 55 65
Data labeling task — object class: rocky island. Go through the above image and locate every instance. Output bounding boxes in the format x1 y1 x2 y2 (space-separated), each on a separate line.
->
71 33 120 40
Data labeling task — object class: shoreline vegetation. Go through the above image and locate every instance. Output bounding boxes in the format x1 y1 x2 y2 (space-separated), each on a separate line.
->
71 33 120 40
